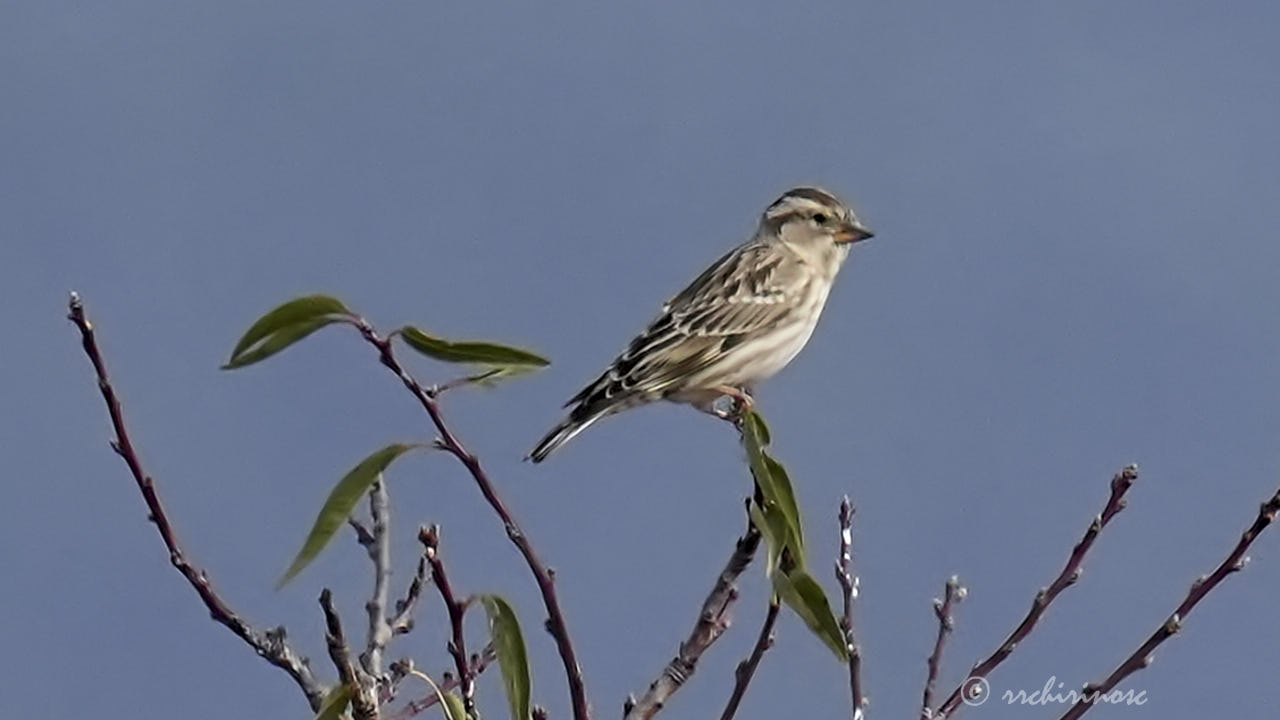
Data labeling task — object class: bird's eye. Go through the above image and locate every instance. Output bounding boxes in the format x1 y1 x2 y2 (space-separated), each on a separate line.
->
812 213 829 225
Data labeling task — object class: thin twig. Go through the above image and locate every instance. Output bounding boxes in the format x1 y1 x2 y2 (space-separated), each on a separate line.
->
357 318 590 720
420 525 478 718
1057 486 1280 720
390 548 430 636
361 480 395 680
933 464 1139 718
922 577 966 719
624 505 762 719
350 517 376 548
388 645 498 720
719 599 781 720
66 293 327 711
321 589 378 720
834 497 864 720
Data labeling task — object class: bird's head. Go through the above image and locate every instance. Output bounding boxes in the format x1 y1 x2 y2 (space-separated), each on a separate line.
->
760 187 874 253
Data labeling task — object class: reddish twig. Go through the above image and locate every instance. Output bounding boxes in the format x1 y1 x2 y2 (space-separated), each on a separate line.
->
67 293 327 710
388 645 498 720
1057 486 1280 720
419 525 478 718
625 505 761 719
719 599 781 720
357 318 590 720
834 497 865 720
932 464 1138 718
922 577 966 718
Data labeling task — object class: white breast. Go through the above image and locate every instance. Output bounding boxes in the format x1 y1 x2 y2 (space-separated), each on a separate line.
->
738 279 832 383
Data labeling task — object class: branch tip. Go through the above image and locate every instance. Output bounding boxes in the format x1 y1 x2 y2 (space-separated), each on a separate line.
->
932 465 1140 719
68 295 325 710
1055 481 1280 720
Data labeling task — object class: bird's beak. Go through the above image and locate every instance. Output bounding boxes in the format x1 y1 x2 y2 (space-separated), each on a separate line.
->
835 221 875 244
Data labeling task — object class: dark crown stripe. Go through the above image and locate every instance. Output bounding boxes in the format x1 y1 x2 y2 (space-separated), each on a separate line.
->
764 187 843 221
778 187 840 206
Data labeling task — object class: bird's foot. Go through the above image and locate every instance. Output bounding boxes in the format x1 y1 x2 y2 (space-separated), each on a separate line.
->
710 385 754 424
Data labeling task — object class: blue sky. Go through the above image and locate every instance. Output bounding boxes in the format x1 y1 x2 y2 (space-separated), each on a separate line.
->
5 2 1280 718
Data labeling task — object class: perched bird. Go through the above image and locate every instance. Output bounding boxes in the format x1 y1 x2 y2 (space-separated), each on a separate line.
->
529 186 873 462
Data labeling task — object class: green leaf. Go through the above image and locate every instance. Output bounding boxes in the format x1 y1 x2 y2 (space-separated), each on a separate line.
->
740 411 774 503
231 295 350 358
748 501 788 577
741 411 805 565
222 316 343 369
399 326 550 368
439 691 469 720
745 410 772 446
773 568 849 661
224 295 351 369
277 444 418 589
741 410 840 659
480 595 532 720
762 454 805 559
314 684 352 720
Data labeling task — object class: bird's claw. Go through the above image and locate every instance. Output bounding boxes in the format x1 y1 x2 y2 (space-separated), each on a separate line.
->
708 386 753 423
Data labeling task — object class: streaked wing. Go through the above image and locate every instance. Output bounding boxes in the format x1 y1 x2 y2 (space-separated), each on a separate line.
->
567 241 807 406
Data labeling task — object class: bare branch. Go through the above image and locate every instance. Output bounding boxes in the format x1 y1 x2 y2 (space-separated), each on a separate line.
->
719 599 781 720
835 496 865 720
1057 485 1280 720
357 318 590 720
390 548 430 637
321 589 378 720
933 464 1139 718
624 505 761 719
420 525 478 718
922 576 966 718
66 293 327 711
356 480 396 683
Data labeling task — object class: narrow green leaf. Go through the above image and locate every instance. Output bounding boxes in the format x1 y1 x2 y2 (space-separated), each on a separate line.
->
399 326 550 368
762 454 806 559
222 316 343 369
745 410 772 446
740 410 777 500
740 410 805 564
773 568 849 661
277 444 418 589
226 294 351 364
440 691 469 720
749 501 787 577
480 595 533 720
742 410 839 658
314 684 352 720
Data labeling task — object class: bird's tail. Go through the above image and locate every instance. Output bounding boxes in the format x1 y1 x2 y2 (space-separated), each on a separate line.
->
527 405 610 463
